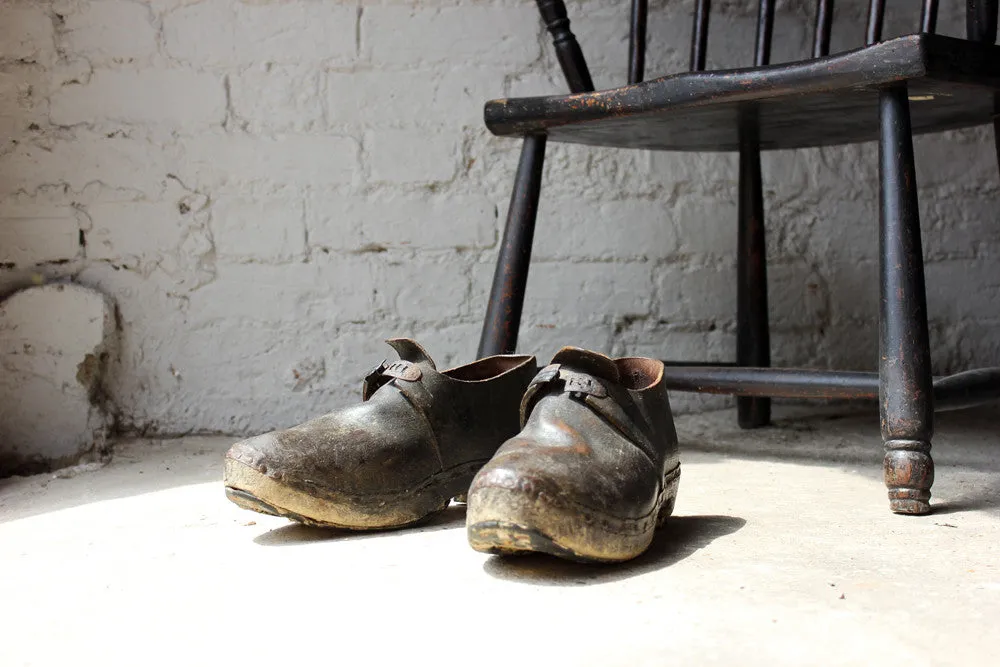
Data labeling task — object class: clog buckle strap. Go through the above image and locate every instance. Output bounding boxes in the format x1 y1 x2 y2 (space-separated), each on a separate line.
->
362 359 423 400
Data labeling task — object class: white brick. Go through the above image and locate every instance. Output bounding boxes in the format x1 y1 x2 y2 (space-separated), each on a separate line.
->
162 0 234 67
211 195 306 262
380 260 470 320
235 2 356 64
164 1 356 66
308 192 495 251
0 6 54 63
761 150 811 204
179 134 358 187
534 198 679 260
84 201 186 262
0 69 47 137
812 143 879 200
561 8 628 80
60 1 157 64
768 264 826 330
820 321 878 371
186 256 377 325
367 130 457 184
50 69 225 127
518 323 614 361
673 195 738 256
522 261 653 325
923 191 1000 259
807 197 878 262
643 9 704 79
620 328 735 365
230 65 323 132
769 330 826 367
650 151 738 192
925 259 1000 323
657 264 736 323
363 7 539 69
658 262 825 328
826 260 878 323
0 133 172 196
406 323 486 368
0 206 80 266
326 68 501 129
914 128 997 189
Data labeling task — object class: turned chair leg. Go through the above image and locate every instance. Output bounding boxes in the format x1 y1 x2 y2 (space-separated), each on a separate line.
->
477 136 547 357
878 84 935 515
736 118 772 429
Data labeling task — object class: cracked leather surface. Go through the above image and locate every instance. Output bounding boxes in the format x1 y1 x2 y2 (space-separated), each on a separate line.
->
470 347 680 520
226 338 537 499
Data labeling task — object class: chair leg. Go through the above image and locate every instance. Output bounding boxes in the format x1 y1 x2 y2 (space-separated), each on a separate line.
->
994 110 999 180
477 136 547 358
736 119 771 429
878 84 935 515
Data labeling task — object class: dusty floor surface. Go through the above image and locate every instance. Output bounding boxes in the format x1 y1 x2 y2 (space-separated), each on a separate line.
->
1 406 998 666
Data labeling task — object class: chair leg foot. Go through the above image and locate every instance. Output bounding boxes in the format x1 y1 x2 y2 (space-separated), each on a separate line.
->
884 445 934 515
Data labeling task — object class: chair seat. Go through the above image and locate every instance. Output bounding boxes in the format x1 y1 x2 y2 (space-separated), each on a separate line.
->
485 34 1000 151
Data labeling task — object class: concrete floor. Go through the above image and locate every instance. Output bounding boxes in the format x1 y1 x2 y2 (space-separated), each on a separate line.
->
1 406 998 667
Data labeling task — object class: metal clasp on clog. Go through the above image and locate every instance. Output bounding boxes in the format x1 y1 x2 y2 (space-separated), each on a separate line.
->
381 360 422 382
563 373 607 398
362 359 423 401
531 364 561 386
528 364 607 398
363 359 390 401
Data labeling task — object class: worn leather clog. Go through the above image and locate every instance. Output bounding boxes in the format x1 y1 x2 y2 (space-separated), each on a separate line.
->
224 339 537 529
466 347 680 562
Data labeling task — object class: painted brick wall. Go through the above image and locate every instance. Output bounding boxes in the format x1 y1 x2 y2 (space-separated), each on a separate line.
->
1 0 997 436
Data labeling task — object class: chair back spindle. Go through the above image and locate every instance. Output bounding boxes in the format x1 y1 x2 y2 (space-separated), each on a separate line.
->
536 0 595 93
755 0 776 66
866 0 885 45
813 0 834 57
628 0 649 83
921 0 940 33
690 0 711 71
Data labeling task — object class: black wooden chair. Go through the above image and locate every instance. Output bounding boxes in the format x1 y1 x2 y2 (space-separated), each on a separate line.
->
477 0 1000 515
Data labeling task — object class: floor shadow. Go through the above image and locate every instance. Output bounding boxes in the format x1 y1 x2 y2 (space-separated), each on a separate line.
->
252 503 468 546
931 480 1000 516
482 514 745 586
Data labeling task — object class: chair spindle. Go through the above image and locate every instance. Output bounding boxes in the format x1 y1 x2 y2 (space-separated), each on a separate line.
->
813 0 834 58
754 0 776 66
690 0 711 71
628 0 648 84
536 0 595 93
866 0 885 45
966 0 998 43
921 0 939 33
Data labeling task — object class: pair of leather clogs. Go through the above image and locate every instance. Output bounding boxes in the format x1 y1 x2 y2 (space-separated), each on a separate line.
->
224 339 680 562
